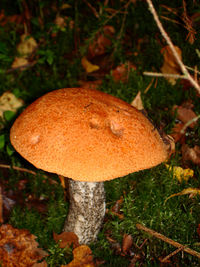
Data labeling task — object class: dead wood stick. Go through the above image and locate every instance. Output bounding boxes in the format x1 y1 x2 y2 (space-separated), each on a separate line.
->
0 164 36 175
136 223 200 259
180 114 200 134
146 0 200 94
161 246 185 263
143 71 187 79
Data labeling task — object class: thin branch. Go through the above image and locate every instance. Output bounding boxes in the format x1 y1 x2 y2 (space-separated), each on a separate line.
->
0 164 36 175
161 246 185 263
143 71 187 79
144 78 155 93
185 65 200 75
146 0 200 94
180 114 200 134
82 0 99 18
136 223 200 259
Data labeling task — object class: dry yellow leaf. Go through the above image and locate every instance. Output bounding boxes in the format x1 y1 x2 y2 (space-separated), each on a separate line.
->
17 34 37 58
160 45 182 85
11 57 29 69
0 92 24 118
81 56 99 73
165 187 200 203
165 164 194 182
131 91 144 110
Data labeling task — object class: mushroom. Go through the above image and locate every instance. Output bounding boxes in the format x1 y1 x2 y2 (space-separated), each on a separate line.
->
10 88 168 244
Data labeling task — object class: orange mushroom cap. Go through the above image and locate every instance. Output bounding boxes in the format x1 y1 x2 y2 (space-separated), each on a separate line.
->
10 88 168 182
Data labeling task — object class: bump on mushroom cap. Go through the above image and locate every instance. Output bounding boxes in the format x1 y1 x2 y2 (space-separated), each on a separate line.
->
10 88 168 182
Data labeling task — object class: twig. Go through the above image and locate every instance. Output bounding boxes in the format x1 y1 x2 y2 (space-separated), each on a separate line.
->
143 71 187 79
185 65 200 76
180 114 200 134
103 0 131 27
144 78 155 93
82 0 99 18
161 246 185 263
146 0 200 94
0 164 36 175
136 223 200 259
117 1 129 40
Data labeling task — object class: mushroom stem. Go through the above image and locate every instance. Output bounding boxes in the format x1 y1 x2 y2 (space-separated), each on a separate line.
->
63 179 105 244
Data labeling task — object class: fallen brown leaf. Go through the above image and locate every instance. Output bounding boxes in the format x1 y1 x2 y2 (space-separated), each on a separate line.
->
0 10 23 26
111 196 123 213
55 16 67 30
62 245 95 267
112 62 136 83
0 224 48 267
182 144 200 166
109 196 124 219
170 122 185 143
53 232 79 249
88 25 115 58
174 104 198 128
160 45 182 85
122 234 133 255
